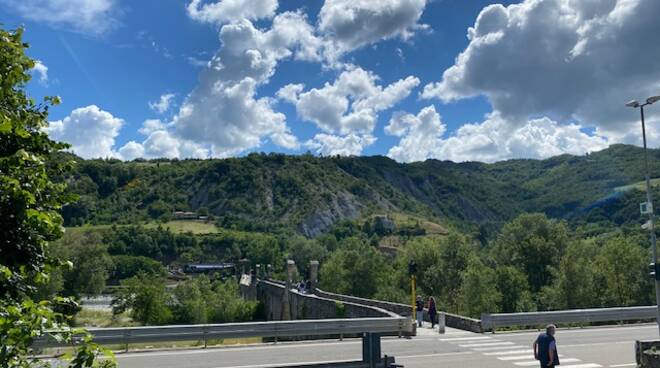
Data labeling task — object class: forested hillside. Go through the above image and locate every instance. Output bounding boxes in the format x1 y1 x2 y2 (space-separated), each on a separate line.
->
56 144 660 237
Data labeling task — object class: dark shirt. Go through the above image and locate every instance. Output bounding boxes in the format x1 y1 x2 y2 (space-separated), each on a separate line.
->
415 300 424 311
536 333 559 366
428 300 437 315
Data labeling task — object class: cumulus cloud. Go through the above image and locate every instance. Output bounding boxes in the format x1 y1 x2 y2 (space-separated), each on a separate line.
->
117 141 144 161
305 133 376 156
279 67 419 135
32 60 48 84
385 105 445 162
186 0 278 24
148 93 175 114
386 106 610 163
1 0 119 34
422 0 660 138
46 105 123 159
138 119 166 135
319 0 428 57
171 12 324 156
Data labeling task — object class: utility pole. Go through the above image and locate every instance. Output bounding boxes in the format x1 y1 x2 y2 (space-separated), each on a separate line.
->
627 95 660 336
408 260 417 322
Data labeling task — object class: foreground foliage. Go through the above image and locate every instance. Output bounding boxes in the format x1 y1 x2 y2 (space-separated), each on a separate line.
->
0 27 114 367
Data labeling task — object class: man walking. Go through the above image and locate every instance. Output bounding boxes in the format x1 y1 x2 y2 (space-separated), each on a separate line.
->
533 324 559 367
415 296 424 327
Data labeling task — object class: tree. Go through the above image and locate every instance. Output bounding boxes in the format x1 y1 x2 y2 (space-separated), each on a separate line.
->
319 238 389 298
113 274 173 325
458 259 502 318
595 236 651 307
284 235 328 275
495 266 535 313
50 231 114 297
491 213 570 292
0 26 113 367
539 240 600 310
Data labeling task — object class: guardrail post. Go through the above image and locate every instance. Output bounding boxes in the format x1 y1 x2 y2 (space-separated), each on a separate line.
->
362 333 381 368
438 312 446 334
203 325 208 348
124 329 130 353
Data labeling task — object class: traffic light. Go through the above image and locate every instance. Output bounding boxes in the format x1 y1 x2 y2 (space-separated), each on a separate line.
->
650 263 660 280
408 260 417 276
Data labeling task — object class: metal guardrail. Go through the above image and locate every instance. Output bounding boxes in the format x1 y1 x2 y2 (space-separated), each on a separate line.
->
481 306 656 331
34 317 412 348
36 317 411 368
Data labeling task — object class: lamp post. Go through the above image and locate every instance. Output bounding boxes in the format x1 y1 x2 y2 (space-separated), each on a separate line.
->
627 95 660 336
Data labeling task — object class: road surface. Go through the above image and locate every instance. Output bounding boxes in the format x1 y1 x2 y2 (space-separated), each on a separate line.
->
114 323 656 368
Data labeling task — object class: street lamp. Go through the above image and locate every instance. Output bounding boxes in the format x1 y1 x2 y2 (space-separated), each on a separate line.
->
627 95 660 336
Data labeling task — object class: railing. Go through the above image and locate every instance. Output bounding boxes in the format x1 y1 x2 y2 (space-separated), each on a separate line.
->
481 306 656 331
35 317 412 368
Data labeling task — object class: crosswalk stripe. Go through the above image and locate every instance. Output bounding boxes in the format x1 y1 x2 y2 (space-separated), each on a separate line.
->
498 354 565 361
484 349 533 356
473 345 526 351
439 336 493 342
459 341 513 348
559 364 601 368
514 358 581 366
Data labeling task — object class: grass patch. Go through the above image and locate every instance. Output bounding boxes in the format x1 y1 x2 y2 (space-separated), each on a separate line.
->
74 309 136 328
143 220 219 234
66 220 219 235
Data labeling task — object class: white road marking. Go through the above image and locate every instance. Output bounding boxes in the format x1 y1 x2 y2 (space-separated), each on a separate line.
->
473 345 526 351
514 358 581 366
498 355 538 361
498 354 565 361
559 364 602 368
439 336 493 342
397 351 474 359
484 349 534 356
459 341 513 348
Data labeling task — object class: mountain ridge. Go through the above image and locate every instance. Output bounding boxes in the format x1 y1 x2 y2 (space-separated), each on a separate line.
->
57 144 660 236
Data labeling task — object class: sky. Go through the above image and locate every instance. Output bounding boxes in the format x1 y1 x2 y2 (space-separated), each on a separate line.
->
2 0 660 163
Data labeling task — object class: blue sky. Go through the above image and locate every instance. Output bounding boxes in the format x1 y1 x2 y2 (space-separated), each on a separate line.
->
2 0 659 162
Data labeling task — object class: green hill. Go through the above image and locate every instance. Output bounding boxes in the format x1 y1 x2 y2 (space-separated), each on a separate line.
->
55 144 660 236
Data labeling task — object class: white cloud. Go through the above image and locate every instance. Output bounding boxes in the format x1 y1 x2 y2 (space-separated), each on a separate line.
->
46 105 123 159
386 107 610 163
186 0 278 24
305 133 376 156
117 141 144 161
1 0 119 34
138 119 166 135
32 60 48 84
422 0 660 139
279 67 419 135
172 12 322 156
148 93 175 114
318 0 428 56
385 105 445 162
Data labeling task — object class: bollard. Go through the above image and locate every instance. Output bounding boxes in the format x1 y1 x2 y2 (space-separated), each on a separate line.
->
438 312 446 334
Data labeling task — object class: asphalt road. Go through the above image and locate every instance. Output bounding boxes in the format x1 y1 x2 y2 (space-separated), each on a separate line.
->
113 323 658 368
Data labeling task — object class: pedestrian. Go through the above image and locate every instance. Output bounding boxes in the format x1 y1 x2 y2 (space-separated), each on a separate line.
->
533 324 559 368
415 296 424 327
428 296 437 329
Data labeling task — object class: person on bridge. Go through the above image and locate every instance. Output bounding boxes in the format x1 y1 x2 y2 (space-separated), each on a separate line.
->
533 324 559 367
428 296 437 328
415 296 424 327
